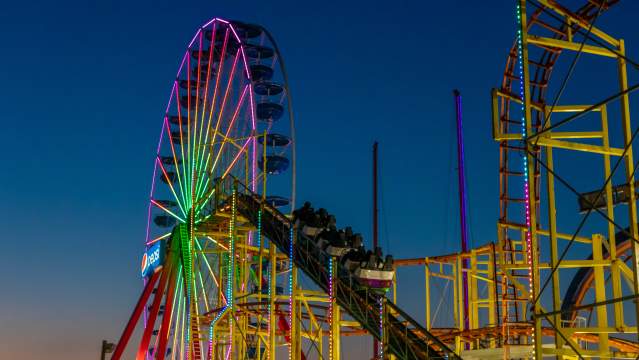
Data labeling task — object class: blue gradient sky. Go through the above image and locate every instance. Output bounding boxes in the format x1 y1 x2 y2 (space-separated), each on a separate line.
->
1 1 639 359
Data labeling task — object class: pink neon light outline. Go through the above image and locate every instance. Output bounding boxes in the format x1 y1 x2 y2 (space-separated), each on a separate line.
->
247 67 256 130
202 19 216 28
239 46 251 79
228 23 242 44
145 119 167 243
176 51 189 79
188 28 202 48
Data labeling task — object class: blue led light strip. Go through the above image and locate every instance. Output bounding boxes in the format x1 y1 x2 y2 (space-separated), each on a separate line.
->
515 1 536 355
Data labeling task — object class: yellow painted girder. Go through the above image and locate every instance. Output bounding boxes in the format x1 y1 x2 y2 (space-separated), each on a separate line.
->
533 137 624 156
560 326 638 335
536 228 592 244
548 105 601 113
528 35 618 58
503 259 612 270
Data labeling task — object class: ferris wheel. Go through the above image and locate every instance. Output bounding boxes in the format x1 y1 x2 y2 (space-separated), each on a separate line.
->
146 18 295 244
112 18 295 359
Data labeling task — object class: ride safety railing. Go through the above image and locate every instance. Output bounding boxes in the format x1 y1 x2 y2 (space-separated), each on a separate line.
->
207 177 461 360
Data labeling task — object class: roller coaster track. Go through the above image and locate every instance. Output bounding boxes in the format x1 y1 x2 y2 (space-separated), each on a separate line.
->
216 179 460 360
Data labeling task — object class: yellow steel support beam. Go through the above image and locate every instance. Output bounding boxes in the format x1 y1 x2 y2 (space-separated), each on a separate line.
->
527 35 618 58
533 137 625 156
592 234 610 354
617 38 639 335
268 244 276 360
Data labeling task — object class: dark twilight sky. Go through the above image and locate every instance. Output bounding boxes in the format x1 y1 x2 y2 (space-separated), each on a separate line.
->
1 1 639 359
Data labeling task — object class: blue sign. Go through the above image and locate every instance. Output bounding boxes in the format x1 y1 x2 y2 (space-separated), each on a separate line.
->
141 241 165 277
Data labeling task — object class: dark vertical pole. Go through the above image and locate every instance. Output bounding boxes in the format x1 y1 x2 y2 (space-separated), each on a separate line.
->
373 141 379 251
454 89 471 335
101 340 107 360
373 141 379 359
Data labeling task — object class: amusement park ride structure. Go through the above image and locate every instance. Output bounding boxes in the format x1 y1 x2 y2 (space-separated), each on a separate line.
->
112 1 639 359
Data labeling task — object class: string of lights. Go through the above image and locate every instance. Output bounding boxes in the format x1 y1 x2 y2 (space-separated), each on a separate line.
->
515 1 536 356
288 225 294 360
328 257 334 360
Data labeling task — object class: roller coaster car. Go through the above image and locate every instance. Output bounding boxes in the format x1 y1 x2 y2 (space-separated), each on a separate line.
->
293 203 334 238
324 227 358 257
340 245 366 273
353 250 394 292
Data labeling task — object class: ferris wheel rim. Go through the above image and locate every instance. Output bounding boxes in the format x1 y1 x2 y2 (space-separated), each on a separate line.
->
144 17 296 247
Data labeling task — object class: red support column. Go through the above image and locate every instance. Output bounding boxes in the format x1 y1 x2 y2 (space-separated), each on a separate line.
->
155 259 179 360
136 260 174 360
111 270 161 360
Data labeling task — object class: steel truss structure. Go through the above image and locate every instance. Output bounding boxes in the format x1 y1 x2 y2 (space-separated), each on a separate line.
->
397 1 639 359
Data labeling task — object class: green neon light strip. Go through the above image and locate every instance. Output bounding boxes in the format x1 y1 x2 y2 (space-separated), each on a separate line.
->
179 224 193 300
151 200 186 223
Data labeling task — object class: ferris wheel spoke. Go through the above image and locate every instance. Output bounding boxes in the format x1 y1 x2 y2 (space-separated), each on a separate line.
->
207 48 241 171
163 115 189 207
188 39 209 205
173 82 191 208
197 139 250 207
151 199 186 223
209 83 248 184
147 232 171 246
185 54 195 205
194 28 231 201
194 82 247 203
156 157 188 217
193 26 221 188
